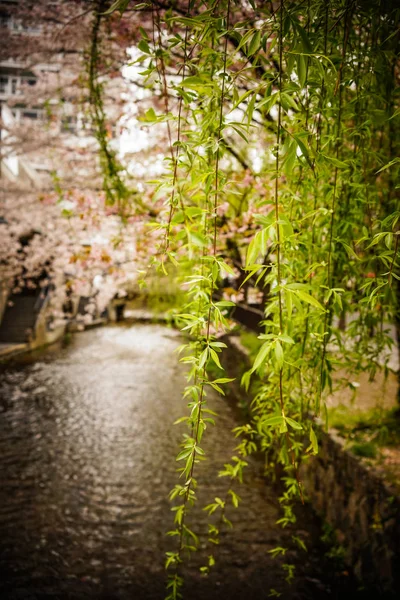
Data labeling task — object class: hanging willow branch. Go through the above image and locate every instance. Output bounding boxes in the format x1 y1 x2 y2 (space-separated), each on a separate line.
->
275 0 304 504
88 0 128 209
317 0 352 415
166 2 233 598
151 1 189 257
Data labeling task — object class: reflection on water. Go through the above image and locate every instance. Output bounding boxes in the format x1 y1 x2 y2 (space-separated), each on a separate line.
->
0 324 352 599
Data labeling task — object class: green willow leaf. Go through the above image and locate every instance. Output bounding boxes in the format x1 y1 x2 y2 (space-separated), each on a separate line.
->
285 417 303 431
246 229 268 267
248 30 261 56
210 349 223 370
321 154 348 169
310 426 318 454
294 290 325 311
275 340 284 369
261 416 285 428
295 23 313 53
297 54 307 87
376 158 400 173
252 342 271 372
102 0 130 15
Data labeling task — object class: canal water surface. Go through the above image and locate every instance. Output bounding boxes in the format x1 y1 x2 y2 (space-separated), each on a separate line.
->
0 324 359 599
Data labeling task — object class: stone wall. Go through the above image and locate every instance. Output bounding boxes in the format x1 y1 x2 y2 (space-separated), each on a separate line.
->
301 428 400 597
223 333 400 597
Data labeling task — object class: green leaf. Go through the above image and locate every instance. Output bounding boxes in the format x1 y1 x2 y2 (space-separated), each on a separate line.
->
296 54 307 87
241 264 262 288
278 335 294 344
375 158 400 173
209 382 224 394
210 349 223 370
252 342 271 371
228 489 241 508
139 26 149 41
385 232 393 249
246 229 268 267
261 415 285 428
241 370 252 392
102 0 130 15
215 300 236 307
281 92 298 112
293 134 312 168
296 23 313 53
340 241 359 260
176 449 193 461
188 231 207 247
144 107 157 122
231 125 249 144
218 260 235 276
181 76 208 87
292 535 307 552
248 30 261 56
235 28 256 53
285 417 303 431
294 290 325 311
180 76 213 94
231 89 253 112
138 39 151 54
209 342 228 349
284 138 297 174
321 154 348 169
285 289 293 318
310 426 318 454
173 416 189 425
275 340 284 369
198 348 208 369
268 546 287 558
279 420 288 433
257 92 279 113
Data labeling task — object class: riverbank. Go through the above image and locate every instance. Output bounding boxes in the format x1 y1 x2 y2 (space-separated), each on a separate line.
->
219 330 400 597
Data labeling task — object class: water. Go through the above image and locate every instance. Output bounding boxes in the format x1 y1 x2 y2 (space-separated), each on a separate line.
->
0 324 355 599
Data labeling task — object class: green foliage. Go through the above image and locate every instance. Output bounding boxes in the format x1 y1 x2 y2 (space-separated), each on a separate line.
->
91 0 400 596
320 522 346 568
330 406 400 453
87 0 130 209
351 441 378 459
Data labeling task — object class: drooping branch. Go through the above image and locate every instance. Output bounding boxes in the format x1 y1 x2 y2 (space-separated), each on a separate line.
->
88 0 129 209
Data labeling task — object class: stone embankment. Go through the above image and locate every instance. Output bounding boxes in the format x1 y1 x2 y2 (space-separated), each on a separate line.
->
301 427 400 597
223 334 400 598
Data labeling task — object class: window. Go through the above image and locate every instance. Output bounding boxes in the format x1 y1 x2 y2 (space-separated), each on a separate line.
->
0 76 28 96
21 77 37 88
0 76 8 94
22 110 40 120
9 17 41 34
61 115 78 134
0 12 11 28
10 18 21 31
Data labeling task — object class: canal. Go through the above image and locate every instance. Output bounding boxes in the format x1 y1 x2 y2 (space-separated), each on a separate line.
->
0 324 360 599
